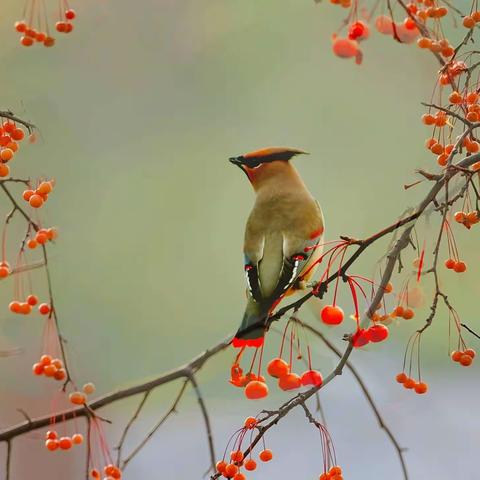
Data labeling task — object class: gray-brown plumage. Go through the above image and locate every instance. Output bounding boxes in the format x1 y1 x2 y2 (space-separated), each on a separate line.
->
229 147 324 347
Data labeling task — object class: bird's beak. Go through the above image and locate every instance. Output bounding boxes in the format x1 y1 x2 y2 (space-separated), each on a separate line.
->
229 156 244 167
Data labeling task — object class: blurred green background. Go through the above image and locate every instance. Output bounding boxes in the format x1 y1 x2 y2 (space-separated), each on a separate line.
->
0 0 479 479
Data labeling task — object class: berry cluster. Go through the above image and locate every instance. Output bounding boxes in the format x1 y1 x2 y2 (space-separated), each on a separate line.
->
90 465 123 479
9 296 50 315
23 180 54 209
27 227 58 249
454 210 479 230
56 9 77 34
0 121 26 177
14 1 77 48
32 354 67 382
319 466 344 480
15 21 55 48
395 373 428 394
450 348 476 367
45 430 84 451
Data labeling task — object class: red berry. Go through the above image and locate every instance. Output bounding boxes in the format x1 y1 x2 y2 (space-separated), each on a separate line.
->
65 9 76 20
320 305 344 325
38 303 50 315
367 324 389 343
259 449 273 462
244 380 268 400
352 328 370 347
266 357 290 378
278 373 302 391
300 369 323 386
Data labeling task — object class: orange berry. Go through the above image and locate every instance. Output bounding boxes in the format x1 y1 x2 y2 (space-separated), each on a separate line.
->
464 348 476 358
430 143 444 155
69 391 87 405
32 362 44 375
403 378 416 389
72 433 84 445
463 16 476 28
330 466 342 475
460 354 473 366
52 358 63 369
19 303 32 315
421 113 435 125
448 91 463 104
56 22 67 32
215 461 227 473
38 303 51 315
383 282 393 293
437 153 448 166
466 112 479 122
22 189 34 201
15 21 27 33
396 372 408 384
230 450 244 463
44 36 55 47
29 194 44 208
267 357 290 378
259 449 273 462
425 137 436 149
402 308 415 320
417 37 432 49
11 128 24 141
466 211 479 225
45 439 59 451
453 261 467 273
0 148 13 162
27 239 37 249
414 382 428 394
233 474 246 480
244 380 268 400
58 437 73 450
44 364 57 377
9 301 21 313
36 232 48 244
444 258 455 269
278 373 302 391
65 9 76 19
7 141 18 152
454 211 466 223
300 369 323 386
224 464 239 477
45 430 58 440
0 164 9 177
451 350 462 362
244 459 257 471
320 304 344 325
90 469 101 479
0 266 9 278
47 227 58 240
54 368 67 381
83 382 96 395
37 181 52 195
244 417 257 429
467 141 480 153
40 354 52 366
393 305 404 317
20 36 34 46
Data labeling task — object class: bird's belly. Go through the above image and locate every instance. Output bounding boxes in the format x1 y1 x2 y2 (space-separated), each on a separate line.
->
258 231 284 297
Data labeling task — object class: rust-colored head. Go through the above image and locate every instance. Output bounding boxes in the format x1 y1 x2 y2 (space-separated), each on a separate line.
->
229 147 308 185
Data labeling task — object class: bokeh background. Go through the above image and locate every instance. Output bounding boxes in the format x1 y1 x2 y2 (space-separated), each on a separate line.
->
0 0 478 479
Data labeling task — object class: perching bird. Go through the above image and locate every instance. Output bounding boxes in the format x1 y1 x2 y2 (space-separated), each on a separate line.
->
229 147 325 348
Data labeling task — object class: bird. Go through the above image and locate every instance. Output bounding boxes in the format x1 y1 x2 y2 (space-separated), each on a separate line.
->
229 147 325 348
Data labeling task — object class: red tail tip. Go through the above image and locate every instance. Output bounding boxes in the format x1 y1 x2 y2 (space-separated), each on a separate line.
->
232 337 264 348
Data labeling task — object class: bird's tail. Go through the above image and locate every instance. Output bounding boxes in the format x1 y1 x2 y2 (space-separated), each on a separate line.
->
232 298 270 348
